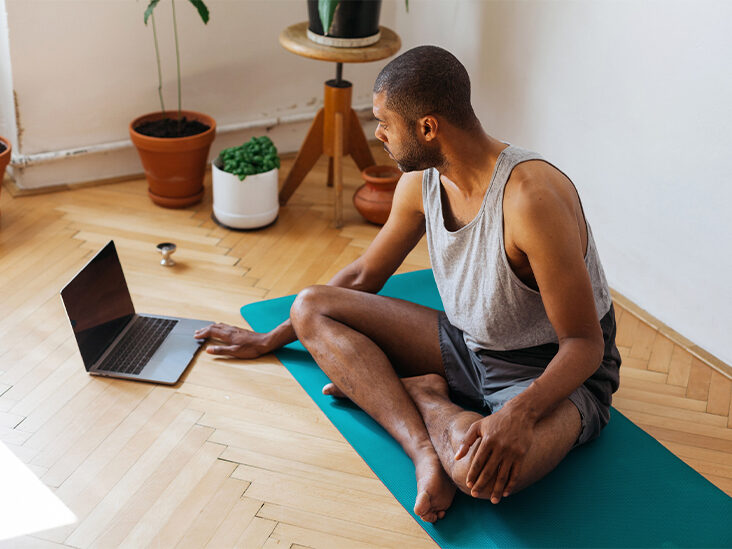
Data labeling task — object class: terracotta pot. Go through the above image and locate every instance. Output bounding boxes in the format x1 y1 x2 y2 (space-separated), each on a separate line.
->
0 136 11 200
353 164 401 225
129 110 216 208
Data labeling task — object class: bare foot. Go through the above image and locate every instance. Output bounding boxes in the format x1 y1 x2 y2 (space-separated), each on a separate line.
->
405 376 458 521
413 450 456 522
404 374 489 502
322 382 347 398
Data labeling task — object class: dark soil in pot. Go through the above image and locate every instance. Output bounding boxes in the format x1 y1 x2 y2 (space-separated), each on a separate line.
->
0 142 6 154
133 116 210 138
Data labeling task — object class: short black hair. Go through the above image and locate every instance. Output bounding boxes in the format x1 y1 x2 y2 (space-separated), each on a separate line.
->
373 45 478 130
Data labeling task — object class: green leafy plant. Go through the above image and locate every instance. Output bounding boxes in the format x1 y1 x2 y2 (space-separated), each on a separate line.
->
143 0 210 121
218 137 281 181
319 0 408 36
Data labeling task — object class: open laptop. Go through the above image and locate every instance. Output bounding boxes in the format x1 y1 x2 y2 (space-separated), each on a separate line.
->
60 240 210 384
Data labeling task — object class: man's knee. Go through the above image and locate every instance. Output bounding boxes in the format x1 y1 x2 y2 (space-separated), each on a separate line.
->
290 285 326 334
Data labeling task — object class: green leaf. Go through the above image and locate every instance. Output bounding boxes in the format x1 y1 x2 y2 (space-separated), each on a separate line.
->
218 137 279 176
143 0 161 25
318 0 339 36
187 0 210 23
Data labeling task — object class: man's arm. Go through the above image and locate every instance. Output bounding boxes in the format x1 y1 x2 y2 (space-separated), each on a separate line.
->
455 170 605 501
502 175 605 422
196 170 427 357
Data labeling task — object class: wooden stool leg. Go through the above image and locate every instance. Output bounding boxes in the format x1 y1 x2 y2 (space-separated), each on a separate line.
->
327 157 334 188
334 112 344 228
348 109 376 171
278 109 325 205
324 82 352 227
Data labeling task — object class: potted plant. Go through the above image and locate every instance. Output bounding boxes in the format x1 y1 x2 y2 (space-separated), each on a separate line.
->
307 0 407 47
211 136 281 230
129 0 216 208
0 136 11 199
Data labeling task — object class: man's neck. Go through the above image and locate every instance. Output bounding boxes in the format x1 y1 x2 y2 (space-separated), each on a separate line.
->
436 130 508 198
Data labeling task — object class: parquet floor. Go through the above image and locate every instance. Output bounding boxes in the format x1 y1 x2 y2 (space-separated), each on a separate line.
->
0 142 730 548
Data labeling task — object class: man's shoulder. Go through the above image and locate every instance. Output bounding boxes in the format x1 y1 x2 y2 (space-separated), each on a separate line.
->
393 170 426 211
400 169 426 186
390 170 426 217
504 160 574 214
508 158 567 188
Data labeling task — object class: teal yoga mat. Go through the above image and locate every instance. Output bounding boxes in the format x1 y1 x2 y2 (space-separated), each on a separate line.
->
241 269 732 548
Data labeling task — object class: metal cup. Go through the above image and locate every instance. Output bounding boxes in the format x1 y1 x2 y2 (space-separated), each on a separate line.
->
157 242 177 267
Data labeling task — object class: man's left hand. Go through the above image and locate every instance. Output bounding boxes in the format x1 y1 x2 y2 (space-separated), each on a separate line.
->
454 405 536 503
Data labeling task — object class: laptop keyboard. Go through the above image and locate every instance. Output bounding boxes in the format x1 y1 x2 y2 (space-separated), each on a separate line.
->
97 317 178 375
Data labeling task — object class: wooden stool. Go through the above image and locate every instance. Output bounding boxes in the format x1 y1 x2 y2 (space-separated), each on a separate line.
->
278 22 401 227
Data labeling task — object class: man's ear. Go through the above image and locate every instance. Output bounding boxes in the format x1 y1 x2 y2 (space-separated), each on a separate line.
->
420 115 439 142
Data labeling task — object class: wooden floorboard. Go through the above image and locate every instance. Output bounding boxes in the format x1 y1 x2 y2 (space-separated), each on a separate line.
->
0 142 730 548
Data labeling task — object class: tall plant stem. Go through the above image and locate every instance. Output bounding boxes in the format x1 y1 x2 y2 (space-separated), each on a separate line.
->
171 0 182 127
151 12 165 116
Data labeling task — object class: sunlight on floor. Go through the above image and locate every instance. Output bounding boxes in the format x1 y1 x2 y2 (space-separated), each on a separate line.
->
0 442 76 541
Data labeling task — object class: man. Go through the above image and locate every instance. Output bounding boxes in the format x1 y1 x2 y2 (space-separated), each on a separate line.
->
195 45 621 524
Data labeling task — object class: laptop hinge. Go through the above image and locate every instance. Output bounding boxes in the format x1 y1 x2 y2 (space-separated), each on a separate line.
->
90 314 138 372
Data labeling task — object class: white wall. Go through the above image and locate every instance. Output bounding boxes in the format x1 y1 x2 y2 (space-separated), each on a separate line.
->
2 0 730 364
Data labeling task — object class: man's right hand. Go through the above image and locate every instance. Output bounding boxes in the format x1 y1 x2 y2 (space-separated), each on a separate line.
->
194 323 272 359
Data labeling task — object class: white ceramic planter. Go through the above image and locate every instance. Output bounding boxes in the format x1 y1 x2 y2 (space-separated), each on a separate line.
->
212 161 279 229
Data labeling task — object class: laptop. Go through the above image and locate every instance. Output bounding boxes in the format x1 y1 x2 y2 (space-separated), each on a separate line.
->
60 240 211 384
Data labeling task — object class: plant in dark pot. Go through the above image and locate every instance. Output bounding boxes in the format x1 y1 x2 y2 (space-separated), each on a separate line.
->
307 0 407 47
129 0 216 208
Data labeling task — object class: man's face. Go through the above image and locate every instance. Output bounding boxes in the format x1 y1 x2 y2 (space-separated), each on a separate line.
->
372 92 444 173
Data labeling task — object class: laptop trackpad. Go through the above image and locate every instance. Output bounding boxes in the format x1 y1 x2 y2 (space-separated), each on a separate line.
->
140 331 205 384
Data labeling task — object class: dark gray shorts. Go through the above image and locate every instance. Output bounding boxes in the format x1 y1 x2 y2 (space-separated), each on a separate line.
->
438 305 621 448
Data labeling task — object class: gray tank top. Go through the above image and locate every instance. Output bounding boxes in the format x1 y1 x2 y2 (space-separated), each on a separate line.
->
422 144 612 352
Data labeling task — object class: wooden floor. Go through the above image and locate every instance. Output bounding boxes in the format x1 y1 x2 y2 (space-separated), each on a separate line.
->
0 142 730 548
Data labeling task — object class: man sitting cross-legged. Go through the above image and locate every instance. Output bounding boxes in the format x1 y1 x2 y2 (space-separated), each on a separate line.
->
195 45 621 523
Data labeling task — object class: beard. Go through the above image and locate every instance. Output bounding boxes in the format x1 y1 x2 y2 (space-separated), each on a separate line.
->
386 130 445 173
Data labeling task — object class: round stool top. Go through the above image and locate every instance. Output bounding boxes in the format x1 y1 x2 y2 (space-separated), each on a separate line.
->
279 22 401 63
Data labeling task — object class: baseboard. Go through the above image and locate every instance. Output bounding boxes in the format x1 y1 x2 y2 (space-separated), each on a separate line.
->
2 171 145 197
0 147 309 198
5 109 378 193
611 288 732 380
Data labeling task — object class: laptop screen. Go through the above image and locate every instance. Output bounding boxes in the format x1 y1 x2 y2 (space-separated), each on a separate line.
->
60 241 135 369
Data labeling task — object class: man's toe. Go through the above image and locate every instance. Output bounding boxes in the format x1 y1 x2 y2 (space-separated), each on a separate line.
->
413 490 432 518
